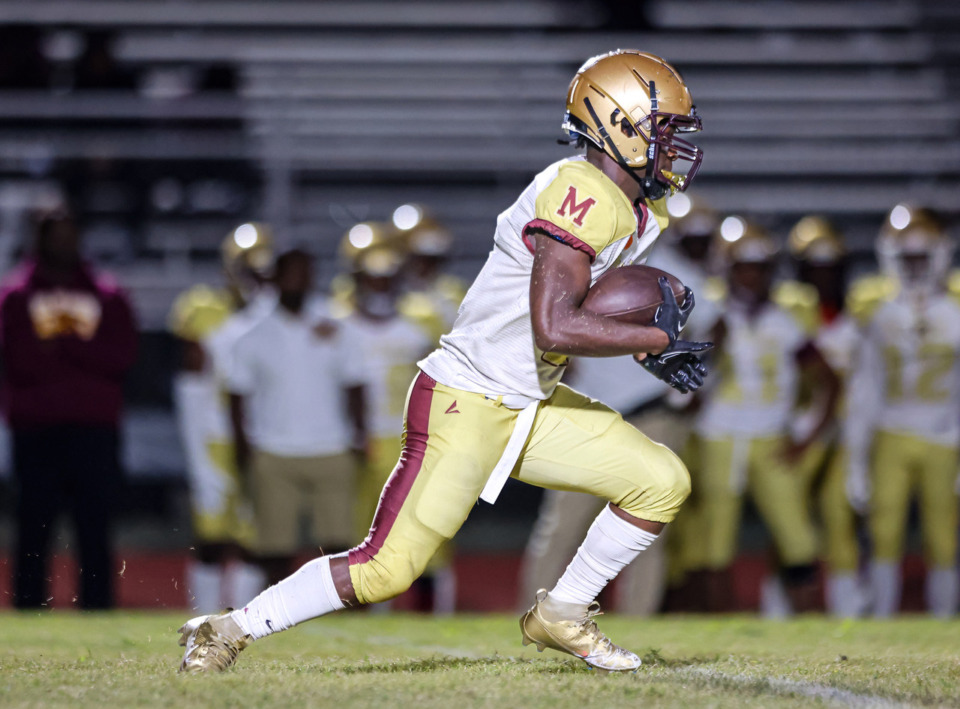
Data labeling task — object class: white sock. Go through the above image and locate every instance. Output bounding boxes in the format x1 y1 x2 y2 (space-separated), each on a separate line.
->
760 575 793 619
230 556 345 640
549 506 658 606
926 566 958 618
869 560 901 618
186 561 223 612
225 561 266 610
825 572 863 618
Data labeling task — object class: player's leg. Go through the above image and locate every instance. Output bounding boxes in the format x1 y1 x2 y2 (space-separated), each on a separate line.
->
745 437 819 613
694 436 746 612
248 450 303 585
516 490 604 611
917 441 960 617
819 446 866 617
867 431 913 617
307 451 357 553
514 385 691 670
178 372 513 672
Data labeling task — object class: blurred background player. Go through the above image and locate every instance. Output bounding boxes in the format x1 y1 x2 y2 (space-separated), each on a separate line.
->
517 193 719 615
686 217 838 613
391 203 467 339
167 222 274 612
226 248 369 586
846 204 960 618
782 215 865 617
332 224 455 612
2 208 138 609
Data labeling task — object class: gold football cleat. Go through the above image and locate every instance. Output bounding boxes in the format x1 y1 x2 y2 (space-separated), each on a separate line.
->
519 589 641 672
178 611 251 673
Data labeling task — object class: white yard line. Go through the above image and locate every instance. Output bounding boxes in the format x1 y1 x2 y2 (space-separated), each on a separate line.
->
676 667 917 709
304 626 921 707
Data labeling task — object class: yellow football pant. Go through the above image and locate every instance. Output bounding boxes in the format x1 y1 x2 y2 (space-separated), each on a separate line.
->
192 440 255 548
869 431 959 567
691 436 818 569
795 442 859 573
347 372 691 605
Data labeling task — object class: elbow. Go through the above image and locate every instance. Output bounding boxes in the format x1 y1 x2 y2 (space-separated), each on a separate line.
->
531 313 567 353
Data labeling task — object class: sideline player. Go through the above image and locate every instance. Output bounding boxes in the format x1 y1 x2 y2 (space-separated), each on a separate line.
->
167 223 274 611
782 216 865 617
686 218 839 613
846 204 960 617
178 49 710 673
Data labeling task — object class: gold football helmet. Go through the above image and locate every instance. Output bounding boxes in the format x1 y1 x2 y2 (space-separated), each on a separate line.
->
392 203 453 257
718 215 777 264
221 222 274 299
338 221 399 268
876 203 952 290
563 49 703 198
788 216 845 265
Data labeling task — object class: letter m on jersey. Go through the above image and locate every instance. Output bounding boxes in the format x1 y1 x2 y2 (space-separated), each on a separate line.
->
556 186 596 227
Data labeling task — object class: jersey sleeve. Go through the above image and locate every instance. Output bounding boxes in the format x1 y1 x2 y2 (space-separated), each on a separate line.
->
523 162 635 261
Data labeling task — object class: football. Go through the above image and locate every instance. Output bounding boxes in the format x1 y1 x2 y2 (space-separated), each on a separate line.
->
581 265 686 326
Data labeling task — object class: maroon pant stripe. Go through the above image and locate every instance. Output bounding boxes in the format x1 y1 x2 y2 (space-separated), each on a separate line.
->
348 371 435 566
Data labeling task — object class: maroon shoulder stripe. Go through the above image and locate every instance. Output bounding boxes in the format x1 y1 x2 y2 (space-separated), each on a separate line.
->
348 370 435 567
522 219 597 262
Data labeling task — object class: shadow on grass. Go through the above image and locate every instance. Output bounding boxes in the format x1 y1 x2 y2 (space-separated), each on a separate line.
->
330 650 720 676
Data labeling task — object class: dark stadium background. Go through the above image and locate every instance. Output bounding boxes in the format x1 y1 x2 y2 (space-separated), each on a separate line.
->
0 0 957 610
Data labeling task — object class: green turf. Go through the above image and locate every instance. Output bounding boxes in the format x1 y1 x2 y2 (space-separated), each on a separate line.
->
0 611 957 708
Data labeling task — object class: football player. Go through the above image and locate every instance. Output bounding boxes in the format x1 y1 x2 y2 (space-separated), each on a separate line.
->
687 218 839 614
391 204 467 336
782 216 865 617
846 204 960 617
179 49 710 673
167 223 274 611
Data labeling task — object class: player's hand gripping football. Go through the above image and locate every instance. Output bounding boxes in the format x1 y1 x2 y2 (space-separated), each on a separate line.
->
637 278 713 393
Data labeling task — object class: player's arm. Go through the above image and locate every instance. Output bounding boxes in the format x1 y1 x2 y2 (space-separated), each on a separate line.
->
784 341 841 462
228 392 251 477
529 233 670 356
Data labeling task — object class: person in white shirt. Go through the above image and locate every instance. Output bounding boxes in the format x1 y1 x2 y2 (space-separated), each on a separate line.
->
227 248 368 586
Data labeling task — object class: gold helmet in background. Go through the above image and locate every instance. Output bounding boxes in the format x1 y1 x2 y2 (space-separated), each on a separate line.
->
221 222 274 298
563 49 703 198
338 221 399 269
392 203 453 258
718 215 778 265
788 216 845 265
876 203 952 289
666 192 719 239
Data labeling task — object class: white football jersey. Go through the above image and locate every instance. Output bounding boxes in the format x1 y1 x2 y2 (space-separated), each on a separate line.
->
696 301 808 438
419 156 664 402
851 293 960 446
340 313 431 438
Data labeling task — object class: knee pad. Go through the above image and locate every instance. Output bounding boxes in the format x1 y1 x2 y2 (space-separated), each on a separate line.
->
619 446 691 523
352 555 419 605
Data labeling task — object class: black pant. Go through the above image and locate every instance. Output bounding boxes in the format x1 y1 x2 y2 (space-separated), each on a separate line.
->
12 425 122 609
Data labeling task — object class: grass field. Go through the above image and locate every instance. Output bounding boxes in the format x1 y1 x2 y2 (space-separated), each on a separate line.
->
1 611 958 708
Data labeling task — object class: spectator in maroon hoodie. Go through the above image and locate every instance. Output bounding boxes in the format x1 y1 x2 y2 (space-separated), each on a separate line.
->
0 209 138 609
